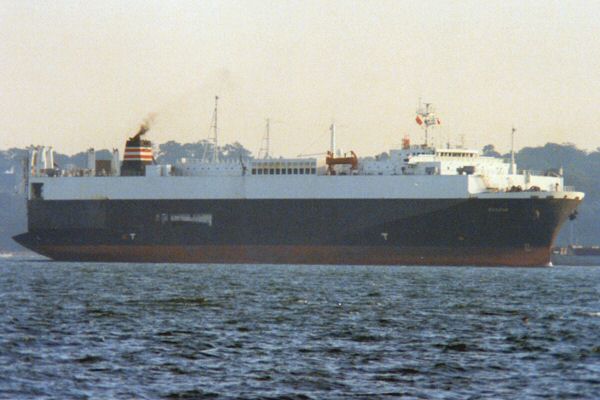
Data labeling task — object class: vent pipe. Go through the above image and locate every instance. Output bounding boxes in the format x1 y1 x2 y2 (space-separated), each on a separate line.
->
45 147 54 170
28 147 37 176
111 148 120 176
35 147 46 174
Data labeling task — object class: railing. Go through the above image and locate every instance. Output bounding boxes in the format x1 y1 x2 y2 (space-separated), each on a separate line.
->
31 169 106 178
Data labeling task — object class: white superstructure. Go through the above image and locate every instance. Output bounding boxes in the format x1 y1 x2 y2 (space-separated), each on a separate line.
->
25 141 582 203
23 100 583 203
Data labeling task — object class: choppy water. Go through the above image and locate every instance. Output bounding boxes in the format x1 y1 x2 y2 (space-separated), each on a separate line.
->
1 259 599 399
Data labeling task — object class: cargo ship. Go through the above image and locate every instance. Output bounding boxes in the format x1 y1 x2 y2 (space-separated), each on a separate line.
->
551 245 600 266
13 100 583 266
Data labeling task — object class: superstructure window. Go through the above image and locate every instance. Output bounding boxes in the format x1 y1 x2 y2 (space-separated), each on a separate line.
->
251 168 256 175
276 169 281 175
269 168 274 174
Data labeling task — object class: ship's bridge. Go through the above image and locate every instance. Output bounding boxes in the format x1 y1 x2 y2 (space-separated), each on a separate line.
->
360 145 508 177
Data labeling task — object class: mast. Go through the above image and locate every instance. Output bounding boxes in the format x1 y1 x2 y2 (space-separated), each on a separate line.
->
212 95 219 163
330 123 336 154
424 103 430 146
265 118 270 158
510 126 516 174
259 118 271 159
415 101 440 147
202 95 220 163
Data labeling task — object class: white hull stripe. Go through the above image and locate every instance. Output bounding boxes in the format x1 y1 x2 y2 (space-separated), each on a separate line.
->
27 174 583 201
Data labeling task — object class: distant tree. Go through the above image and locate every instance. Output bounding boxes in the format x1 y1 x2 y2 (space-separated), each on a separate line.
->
482 144 501 157
63 152 89 168
375 152 389 161
156 140 253 164
182 141 208 159
156 141 184 164
221 142 253 161
156 140 209 164
516 143 587 172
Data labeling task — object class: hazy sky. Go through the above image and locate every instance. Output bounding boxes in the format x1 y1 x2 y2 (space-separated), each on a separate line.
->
1 1 599 157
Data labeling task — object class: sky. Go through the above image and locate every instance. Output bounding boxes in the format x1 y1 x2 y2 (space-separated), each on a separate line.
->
1 0 599 157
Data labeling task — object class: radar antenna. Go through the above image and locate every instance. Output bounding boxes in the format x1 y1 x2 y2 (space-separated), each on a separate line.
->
415 100 441 147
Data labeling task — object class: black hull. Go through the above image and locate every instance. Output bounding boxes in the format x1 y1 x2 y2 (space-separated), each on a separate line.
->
14 198 580 266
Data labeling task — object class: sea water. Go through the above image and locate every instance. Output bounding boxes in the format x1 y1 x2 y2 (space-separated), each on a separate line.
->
1 258 599 399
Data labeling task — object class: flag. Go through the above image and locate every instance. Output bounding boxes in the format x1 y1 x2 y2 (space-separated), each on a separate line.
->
415 115 423 125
